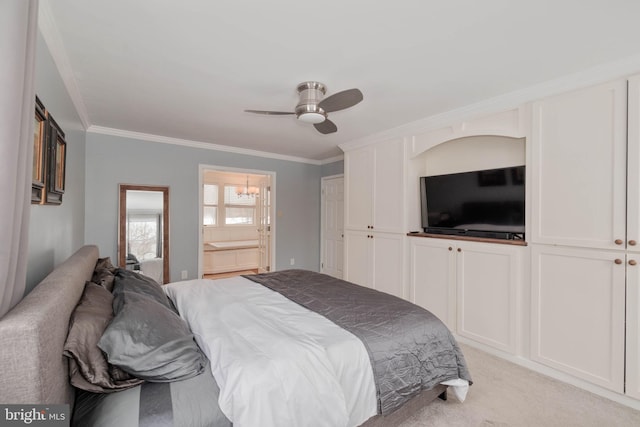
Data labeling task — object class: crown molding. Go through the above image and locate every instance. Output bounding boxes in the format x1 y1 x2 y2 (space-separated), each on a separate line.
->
87 125 330 165
341 54 640 152
37 0 91 129
319 154 344 165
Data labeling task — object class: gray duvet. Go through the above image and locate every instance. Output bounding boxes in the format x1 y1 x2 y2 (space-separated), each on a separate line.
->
244 269 472 415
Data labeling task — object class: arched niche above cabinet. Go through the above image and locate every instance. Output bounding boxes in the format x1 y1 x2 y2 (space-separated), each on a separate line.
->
420 135 525 177
408 106 527 158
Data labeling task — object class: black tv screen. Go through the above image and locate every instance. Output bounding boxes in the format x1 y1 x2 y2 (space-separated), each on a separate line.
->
420 166 525 240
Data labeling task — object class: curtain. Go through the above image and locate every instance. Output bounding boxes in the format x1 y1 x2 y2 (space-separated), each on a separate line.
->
0 0 39 318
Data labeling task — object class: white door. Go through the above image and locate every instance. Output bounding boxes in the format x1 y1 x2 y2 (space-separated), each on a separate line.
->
626 249 640 399
372 138 405 233
344 147 373 230
626 74 640 399
410 237 456 329
370 232 404 298
321 175 344 278
257 175 272 273
344 230 372 287
627 74 640 249
530 244 625 392
530 79 627 249
456 241 521 354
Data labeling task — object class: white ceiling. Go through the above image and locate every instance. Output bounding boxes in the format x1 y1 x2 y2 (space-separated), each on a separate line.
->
42 0 640 162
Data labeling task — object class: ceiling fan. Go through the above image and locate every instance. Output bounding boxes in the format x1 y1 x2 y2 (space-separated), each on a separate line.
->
244 81 363 134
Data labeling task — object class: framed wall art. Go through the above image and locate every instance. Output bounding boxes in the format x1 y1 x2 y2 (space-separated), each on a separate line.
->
31 96 46 203
32 96 67 205
45 114 66 205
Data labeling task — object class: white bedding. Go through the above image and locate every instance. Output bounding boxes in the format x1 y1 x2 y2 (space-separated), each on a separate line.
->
164 276 378 427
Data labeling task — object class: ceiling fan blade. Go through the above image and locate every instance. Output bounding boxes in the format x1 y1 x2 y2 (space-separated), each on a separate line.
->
317 88 363 113
314 119 338 134
244 109 295 115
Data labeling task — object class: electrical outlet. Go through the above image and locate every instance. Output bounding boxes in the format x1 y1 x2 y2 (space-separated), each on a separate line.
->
290 258 295 266
181 270 188 279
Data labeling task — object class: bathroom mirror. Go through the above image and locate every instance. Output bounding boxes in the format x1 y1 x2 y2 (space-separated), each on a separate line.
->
118 184 169 283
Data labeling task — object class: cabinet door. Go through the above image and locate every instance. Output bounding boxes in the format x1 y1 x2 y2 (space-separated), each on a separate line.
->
371 232 404 298
409 238 456 329
530 80 627 249
626 249 640 399
627 75 640 248
344 147 373 230
343 230 372 288
203 251 215 274
456 242 521 354
531 245 625 392
372 138 405 233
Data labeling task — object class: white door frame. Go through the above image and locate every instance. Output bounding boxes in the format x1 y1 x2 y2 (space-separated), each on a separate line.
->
320 174 344 278
198 164 276 278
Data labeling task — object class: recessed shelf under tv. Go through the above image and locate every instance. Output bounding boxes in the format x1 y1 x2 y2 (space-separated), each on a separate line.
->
407 232 528 246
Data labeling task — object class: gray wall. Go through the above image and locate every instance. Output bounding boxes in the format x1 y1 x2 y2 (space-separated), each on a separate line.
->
85 133 327 281
26 32 86 294
321 159 344 177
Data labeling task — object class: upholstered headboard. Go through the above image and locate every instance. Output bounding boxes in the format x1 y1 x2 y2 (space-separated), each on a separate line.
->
0 245 99 404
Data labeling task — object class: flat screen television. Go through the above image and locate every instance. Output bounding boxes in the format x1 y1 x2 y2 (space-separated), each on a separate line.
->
420 165 525 240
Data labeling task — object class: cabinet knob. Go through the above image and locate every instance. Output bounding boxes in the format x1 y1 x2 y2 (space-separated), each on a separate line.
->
448 247 453 251
457 248 462 253
615 239 623 245
615 259 623 265
630 260 638 266
630 240 637 246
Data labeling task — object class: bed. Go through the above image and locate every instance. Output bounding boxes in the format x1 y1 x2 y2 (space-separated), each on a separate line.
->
0 245 471 426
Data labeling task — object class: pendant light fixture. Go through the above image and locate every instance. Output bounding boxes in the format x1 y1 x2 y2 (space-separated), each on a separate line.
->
236 175 259 198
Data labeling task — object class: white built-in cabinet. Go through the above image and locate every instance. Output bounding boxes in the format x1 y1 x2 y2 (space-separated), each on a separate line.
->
530 75 640 396
530 245 626 392
203 248 259 274
530 79 628 249
410 237 522 354
343 138 406 298
344 230 404 297
341 70 640 405
344 138 405 233
627 246 640 399
627 76 640 400
409 238 456 329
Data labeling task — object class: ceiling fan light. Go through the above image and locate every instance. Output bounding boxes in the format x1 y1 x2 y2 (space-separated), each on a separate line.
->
298 112 325 124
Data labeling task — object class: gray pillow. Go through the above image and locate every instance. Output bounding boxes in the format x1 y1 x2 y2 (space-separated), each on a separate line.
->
94 256 117 272
112 268 175 314
64 282 143 393
92 268 115 292
98 294 206 382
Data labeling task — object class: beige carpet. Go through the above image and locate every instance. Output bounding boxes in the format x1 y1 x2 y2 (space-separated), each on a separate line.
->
398 344 640 427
